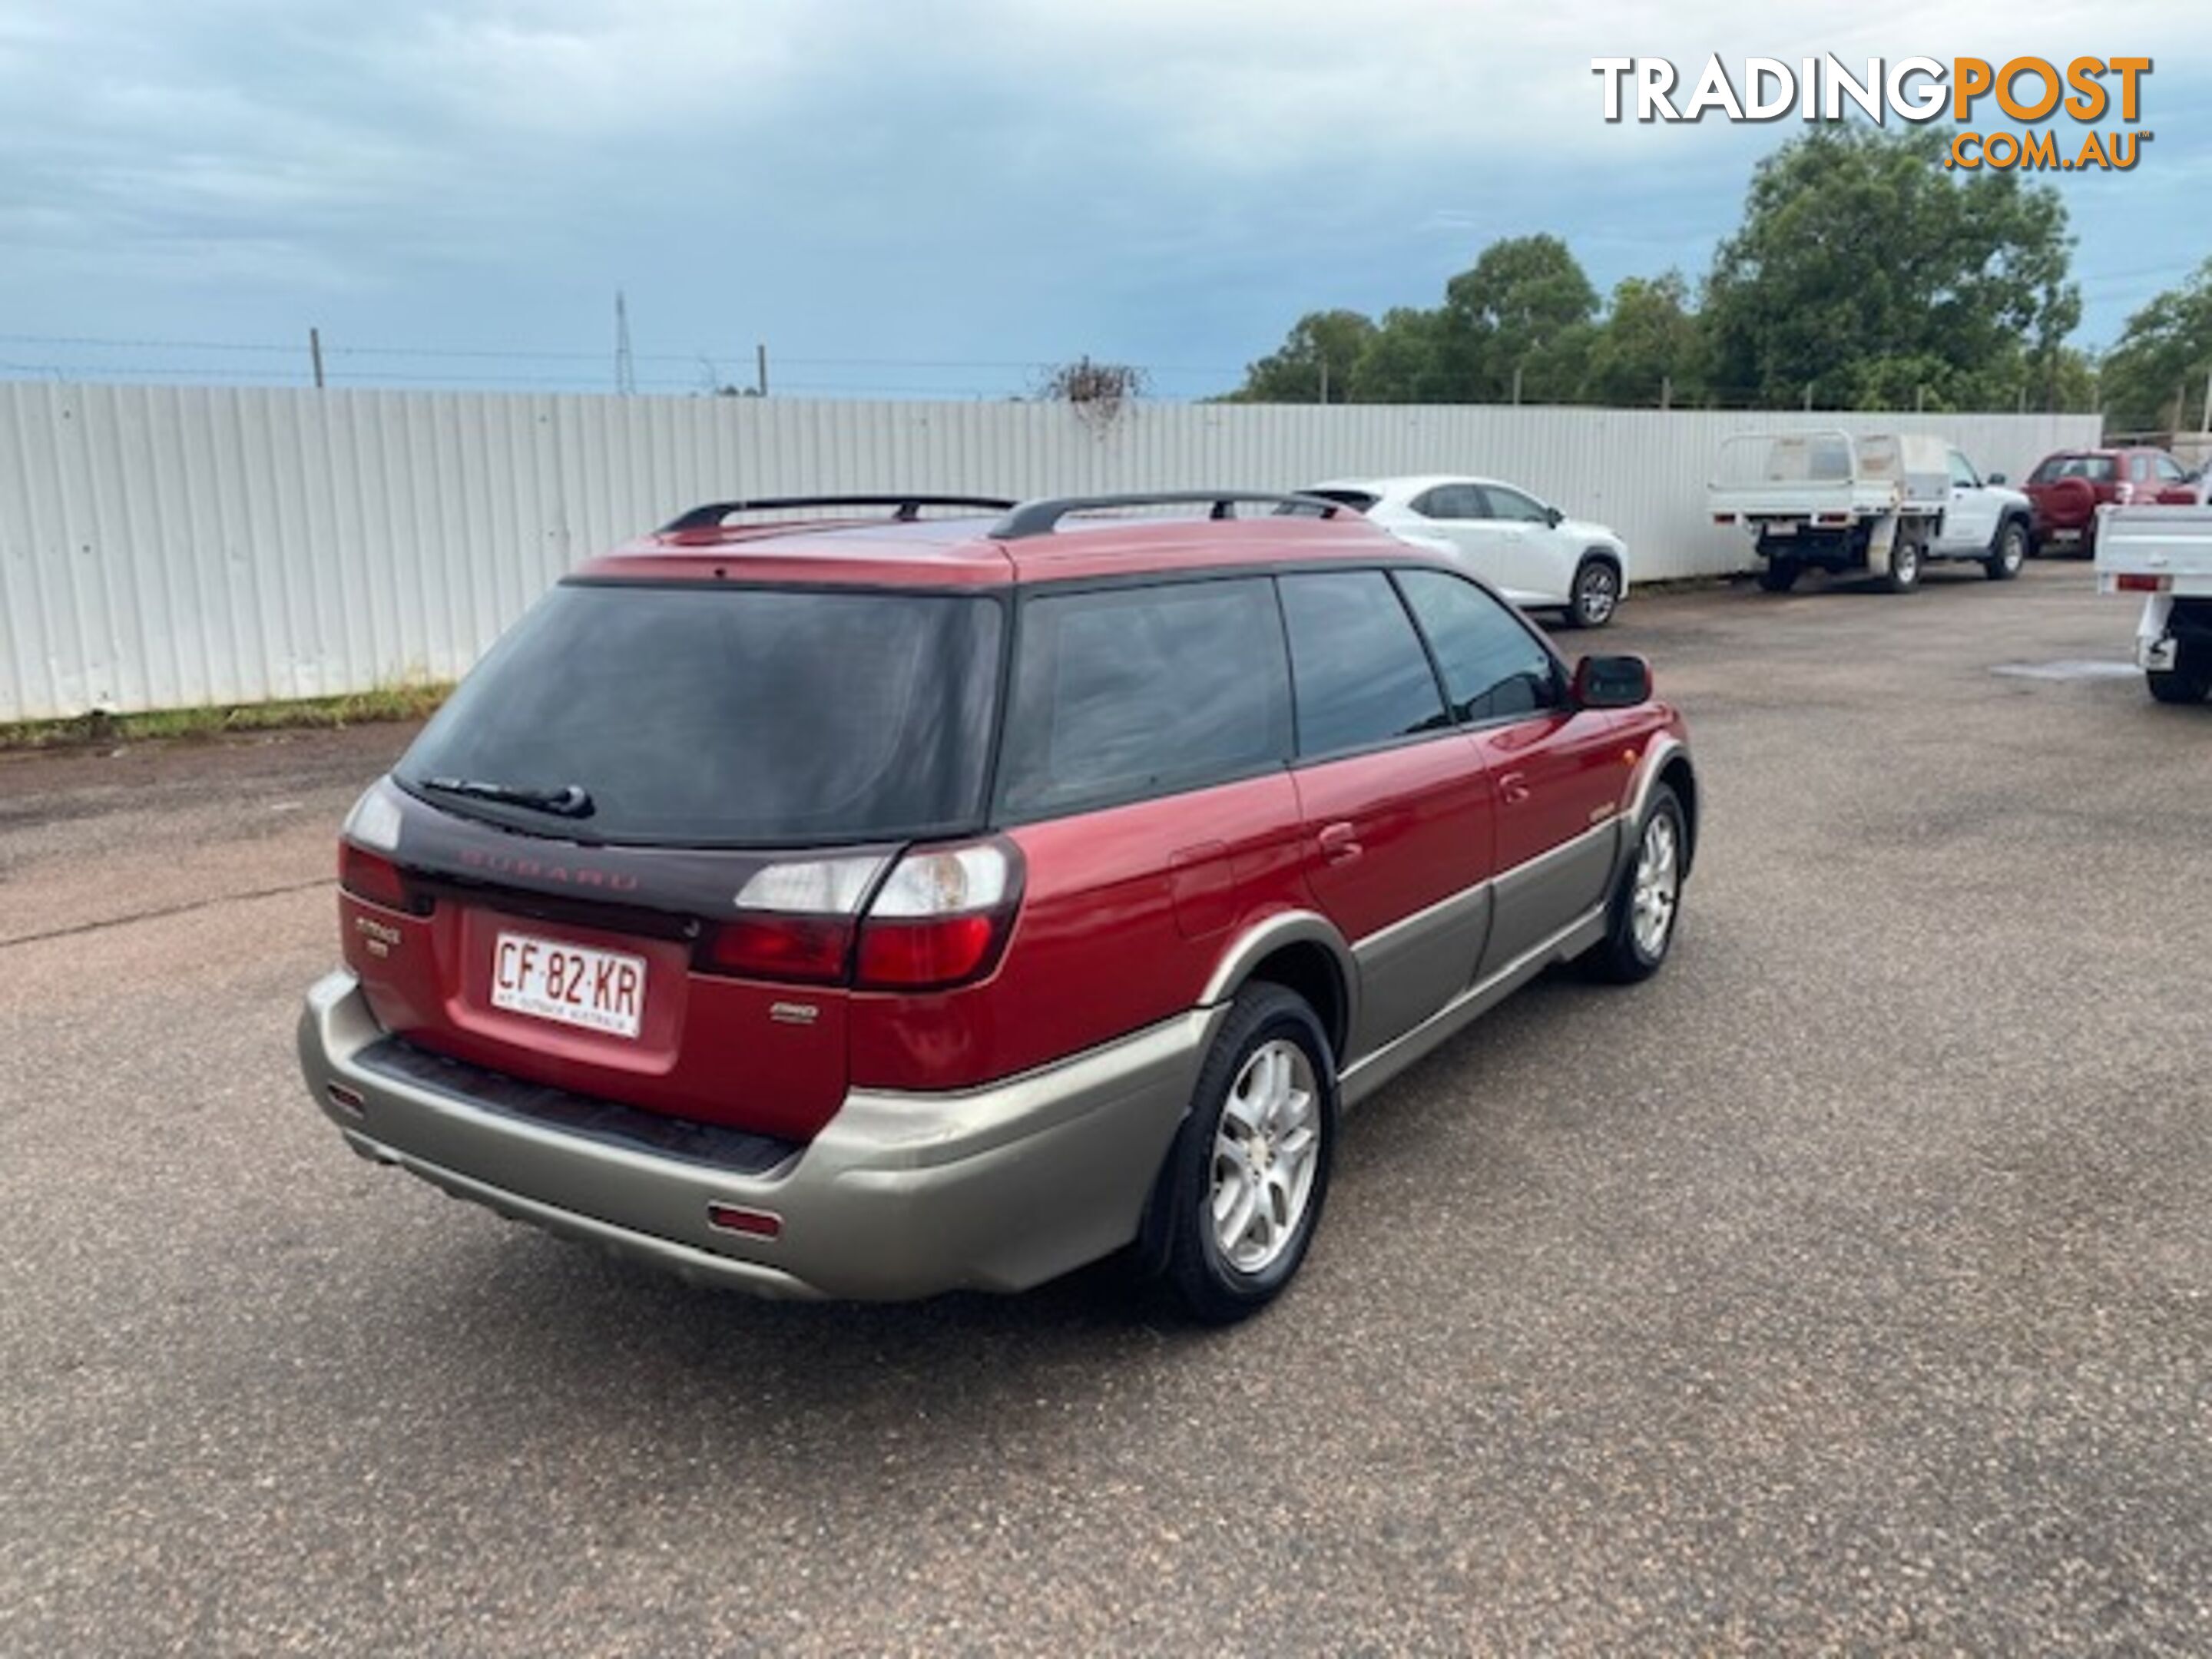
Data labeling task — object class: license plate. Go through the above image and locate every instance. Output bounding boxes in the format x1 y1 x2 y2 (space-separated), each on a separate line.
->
1764 522 1798 537
2050 528 2081 541
490 932 647 1038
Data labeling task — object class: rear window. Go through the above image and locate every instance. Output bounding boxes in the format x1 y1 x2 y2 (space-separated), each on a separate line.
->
997 578 1292 818
2030 454 2118 483
396 583 1003 846
1279 571 1450 757
1288 488 1381 514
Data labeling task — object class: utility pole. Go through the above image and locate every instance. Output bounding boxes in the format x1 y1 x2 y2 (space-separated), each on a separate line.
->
2197 365 2211 435
614 291 636 396
1512 365 1524 406
755 342 769 398
1318 358 1329 406
1916 384 1926 413
309 327 326 390
1660 376 1671 412
1803 381 1814 412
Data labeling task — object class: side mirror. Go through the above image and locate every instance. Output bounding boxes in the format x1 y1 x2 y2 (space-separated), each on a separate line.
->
1987 472 2007 485
1572 654 1651 710
1545 505 1565 528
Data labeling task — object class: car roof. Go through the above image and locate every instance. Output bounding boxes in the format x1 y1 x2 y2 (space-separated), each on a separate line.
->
573 505 1429 589
1306 474 1516 494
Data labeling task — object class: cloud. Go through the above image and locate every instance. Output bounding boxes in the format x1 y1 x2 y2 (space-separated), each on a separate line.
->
0 0 2204 379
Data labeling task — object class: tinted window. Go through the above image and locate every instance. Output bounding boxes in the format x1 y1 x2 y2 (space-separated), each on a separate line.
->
1947 451 1980 488
397 584 1002 846
1290 488 1380 513
2030 453 2118 483
1396 569 1561 724
1280 571 1449 757
1412 483 1483 519
998 578 1291 817
1482 485 1552 524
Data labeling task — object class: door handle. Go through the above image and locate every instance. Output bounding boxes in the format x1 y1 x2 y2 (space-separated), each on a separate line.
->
1498 770 1532 806
1316 822 1363 865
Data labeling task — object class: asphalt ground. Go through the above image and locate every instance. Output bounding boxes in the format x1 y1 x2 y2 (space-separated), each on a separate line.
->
2 559 2208 1653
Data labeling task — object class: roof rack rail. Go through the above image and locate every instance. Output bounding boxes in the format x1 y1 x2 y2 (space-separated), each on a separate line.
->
990 492 1344 541
661 495 1018 533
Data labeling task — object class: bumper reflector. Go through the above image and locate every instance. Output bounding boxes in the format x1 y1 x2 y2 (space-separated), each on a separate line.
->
326 1081 367 1118
707 1203 783 1240
2114 573 2172 593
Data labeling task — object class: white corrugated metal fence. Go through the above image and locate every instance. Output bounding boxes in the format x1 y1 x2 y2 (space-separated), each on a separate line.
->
0 382 2100 721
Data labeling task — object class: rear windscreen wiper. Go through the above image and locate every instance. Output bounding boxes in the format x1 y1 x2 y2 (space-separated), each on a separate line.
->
421 777 595 818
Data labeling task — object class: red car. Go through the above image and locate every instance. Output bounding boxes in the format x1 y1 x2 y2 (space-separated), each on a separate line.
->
2025 446 2199 556
299 492 1697 1321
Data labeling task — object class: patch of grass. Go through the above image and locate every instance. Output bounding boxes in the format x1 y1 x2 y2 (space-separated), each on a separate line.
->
0 683 452 751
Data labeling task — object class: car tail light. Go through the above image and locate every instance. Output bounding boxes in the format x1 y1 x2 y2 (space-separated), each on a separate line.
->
704 916 854 983
856 839 1023 991
339 777 427 912
697 853 885 985
339 843 411 909
2114 572 2171 593
692 841 1023 990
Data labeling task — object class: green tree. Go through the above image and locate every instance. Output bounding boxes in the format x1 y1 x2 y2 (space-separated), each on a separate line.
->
1347 306 1450 402
1581 272 1705 406
1703 125 2080 411
2100 260 2212 432
1231 309 1378 402
1439 233 1600 402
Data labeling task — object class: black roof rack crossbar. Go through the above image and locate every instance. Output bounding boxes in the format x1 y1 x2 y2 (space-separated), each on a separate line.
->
990 492 1343 540
661 495 1018 533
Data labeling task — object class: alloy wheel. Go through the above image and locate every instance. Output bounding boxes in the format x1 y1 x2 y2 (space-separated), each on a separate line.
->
1210 1040 1322 1275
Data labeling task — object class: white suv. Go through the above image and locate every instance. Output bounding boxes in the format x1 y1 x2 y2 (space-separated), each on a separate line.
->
1302 475 1631 628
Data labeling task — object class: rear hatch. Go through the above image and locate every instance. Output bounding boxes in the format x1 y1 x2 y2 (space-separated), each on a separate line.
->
338 578 1005 1141
2025 453 2118 533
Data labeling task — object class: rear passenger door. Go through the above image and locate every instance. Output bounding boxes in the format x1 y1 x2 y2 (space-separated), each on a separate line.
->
1394 568 1626 979
1277 570 1497 1060
1408 482 1508 586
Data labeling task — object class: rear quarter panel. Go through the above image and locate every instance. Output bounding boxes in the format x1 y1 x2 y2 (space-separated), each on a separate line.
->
845 773 1315 1091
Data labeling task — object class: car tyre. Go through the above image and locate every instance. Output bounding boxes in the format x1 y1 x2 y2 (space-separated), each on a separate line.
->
1985 518 2028 581
1756 558 1801 594
1158 983 1336 1324
2147 643 2212 704
1581 783 1685 985
1883 536 1922 593
1562 555 1621 629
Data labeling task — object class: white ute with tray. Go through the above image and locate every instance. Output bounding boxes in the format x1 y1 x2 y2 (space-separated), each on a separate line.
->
2096 504 2212 704
1707 430 2032 594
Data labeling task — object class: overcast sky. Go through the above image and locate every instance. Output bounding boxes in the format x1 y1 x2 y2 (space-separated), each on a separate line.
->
0 0 2206 398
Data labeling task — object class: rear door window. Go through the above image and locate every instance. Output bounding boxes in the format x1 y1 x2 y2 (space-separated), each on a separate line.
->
997 578 1292 818
1394 569 1562 723
1411 483 1483 520
1279 571 1450 757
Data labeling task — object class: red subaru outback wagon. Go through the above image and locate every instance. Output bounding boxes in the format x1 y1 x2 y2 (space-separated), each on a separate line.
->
299 491 1697 1321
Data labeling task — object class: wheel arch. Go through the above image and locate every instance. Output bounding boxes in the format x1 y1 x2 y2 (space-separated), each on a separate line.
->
1200 911 1356 1065
1657 753 1698 877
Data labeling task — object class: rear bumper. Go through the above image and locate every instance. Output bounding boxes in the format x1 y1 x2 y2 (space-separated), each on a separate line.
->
298 972 1209 1300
